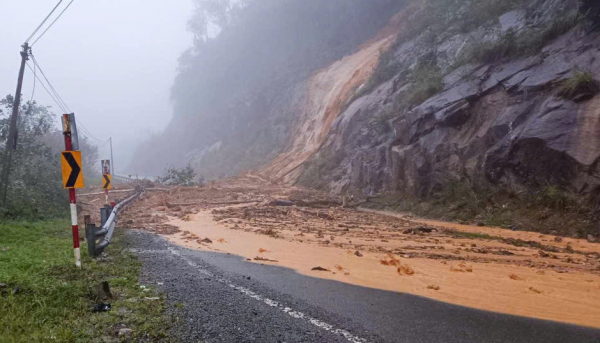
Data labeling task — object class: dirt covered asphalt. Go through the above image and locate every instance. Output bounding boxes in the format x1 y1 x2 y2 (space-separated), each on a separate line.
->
126 229 600 343
111 175 600 329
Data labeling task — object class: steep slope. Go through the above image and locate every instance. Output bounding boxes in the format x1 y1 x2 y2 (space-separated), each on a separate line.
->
134 0 600 237
260 0 600 236
129 0 406 178
257 36 396 184
306 28 600 196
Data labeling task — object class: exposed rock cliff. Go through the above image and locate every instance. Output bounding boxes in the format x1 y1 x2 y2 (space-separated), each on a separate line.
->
258 0 600 203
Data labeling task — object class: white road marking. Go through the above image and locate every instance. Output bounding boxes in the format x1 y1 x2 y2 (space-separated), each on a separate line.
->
166 247 367 343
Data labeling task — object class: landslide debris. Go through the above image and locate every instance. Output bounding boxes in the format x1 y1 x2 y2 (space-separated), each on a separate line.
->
121 176 600 280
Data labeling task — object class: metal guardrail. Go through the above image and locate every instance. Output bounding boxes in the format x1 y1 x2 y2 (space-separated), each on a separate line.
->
85 186 144 257
113 174 136 184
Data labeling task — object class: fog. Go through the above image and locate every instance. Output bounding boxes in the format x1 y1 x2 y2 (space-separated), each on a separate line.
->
0 0 193 175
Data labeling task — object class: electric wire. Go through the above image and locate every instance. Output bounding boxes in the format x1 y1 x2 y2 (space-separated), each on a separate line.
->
25 62 67 113
26 61 107 143
29 58 37 103
31 0 77 47
26 54 108 144
25 0 64 43
30 54 71 112
76 120 105 142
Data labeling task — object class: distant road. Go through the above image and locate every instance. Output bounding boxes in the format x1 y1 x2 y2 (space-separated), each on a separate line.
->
128 231 600 343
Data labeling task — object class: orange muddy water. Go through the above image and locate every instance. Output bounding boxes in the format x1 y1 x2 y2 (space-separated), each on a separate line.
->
119 176 600 329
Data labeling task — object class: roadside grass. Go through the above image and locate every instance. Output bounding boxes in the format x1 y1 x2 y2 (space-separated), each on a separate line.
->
0 220 172 342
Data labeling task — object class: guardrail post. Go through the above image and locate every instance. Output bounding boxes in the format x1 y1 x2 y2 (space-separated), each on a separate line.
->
84 215 97 258
100 205 111 227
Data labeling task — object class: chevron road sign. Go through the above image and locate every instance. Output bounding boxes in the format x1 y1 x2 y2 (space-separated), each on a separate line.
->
61 151 84 189
102 174 112 190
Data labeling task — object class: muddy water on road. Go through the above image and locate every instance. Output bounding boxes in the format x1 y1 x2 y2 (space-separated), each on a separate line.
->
164 209 600 329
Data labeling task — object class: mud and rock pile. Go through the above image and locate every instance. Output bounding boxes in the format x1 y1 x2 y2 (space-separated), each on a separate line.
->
126 177 600 278
119 176 600 327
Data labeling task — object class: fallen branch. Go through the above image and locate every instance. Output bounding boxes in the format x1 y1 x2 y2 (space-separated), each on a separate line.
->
254 256 279 262
209 200 260 206
295 208 334 220
165 200 259 207
295 200 342 208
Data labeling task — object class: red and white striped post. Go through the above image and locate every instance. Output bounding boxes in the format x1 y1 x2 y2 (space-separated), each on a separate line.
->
63 114 81 268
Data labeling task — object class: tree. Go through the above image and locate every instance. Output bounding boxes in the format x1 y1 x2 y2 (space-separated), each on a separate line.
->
188 0 240 46
0 95 98 219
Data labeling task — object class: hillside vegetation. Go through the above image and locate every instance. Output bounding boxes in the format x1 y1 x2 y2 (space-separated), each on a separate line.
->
129 0 407 177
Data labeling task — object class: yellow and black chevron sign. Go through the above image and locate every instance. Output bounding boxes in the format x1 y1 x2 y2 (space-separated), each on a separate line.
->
102 174 112 190
61 151 84 189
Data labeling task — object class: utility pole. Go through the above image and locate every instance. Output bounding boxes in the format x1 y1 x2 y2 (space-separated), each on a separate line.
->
0 43 30 206
109 137 114 176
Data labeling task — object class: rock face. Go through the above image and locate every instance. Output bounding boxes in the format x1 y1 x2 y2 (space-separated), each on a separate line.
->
283 0 600 198
256 36 395 184
143 0 600 205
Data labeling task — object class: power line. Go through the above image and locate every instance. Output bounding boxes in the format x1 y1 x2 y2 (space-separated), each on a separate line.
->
25 0 64 43
26 53 108 145
31 0 77 47
29 57 37 103
76 120 105 142
30 54 71 113
25 62 67 113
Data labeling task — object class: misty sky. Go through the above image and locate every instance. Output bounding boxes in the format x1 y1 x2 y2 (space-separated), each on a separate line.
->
0 0 193 175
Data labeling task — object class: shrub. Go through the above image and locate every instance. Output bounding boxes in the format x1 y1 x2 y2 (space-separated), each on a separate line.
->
347 0 529 106
558 70 599 101
456 8 581 66
398 61 444 109
536 185 579 213
297 150 344 189
155 164 198 186
456 30 519 65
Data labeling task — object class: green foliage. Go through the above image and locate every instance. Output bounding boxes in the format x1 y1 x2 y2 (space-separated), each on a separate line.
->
400 61 444 109
402 0 527 39
175 0 404 114
353 51 444 115
155 164 198 186
456 10 581 65
354 0 529 102
0 220 172 341
537 185 578 213
297 150 344 190
0 96 98 220
558 70 600 100
355 0 584 105
369 107 396 134
456 30 519 65
363 180 595 238
131 0 405 177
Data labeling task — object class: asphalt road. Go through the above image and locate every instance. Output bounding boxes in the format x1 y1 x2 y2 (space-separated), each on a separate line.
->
126 230 600 343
